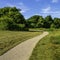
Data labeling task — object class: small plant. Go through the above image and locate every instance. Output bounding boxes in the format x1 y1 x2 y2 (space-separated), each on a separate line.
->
50 36 60 44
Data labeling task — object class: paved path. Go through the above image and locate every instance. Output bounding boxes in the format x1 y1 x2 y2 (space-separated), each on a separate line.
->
0 32 49 60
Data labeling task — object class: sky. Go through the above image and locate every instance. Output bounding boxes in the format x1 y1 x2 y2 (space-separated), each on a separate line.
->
0 0 60 19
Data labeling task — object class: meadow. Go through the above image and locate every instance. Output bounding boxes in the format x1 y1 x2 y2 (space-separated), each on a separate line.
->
0 31 42 56
29 30 60 60
0 6 60 60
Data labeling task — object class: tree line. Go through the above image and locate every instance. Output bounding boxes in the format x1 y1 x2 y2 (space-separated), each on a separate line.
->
27 15 60 29
0 7 60 31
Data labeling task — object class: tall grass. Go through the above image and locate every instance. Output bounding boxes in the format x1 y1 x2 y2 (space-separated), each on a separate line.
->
30 30 60 60
0 31 42 56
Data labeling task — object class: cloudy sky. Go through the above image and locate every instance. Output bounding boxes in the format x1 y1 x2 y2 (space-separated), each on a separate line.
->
0 0 60 18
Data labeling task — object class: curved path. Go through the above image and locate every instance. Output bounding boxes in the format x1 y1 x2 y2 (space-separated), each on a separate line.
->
0 32 49 60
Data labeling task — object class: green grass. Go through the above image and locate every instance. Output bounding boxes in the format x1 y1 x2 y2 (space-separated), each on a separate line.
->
29 28 60 32
0 31 42 56
29 30 60 60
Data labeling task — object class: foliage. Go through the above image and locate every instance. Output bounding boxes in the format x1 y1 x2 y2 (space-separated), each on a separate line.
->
27 15 60 29
36 16 44 28
27 15 40 28
0 7 28 31
53 18 60 28
0 7 60 30
43 15 53 28
0 31 41 55
29 31 60 60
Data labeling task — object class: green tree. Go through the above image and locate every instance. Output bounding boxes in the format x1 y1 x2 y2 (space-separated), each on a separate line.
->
44 15 53 28
53 18 60 28
0 7 28 31
27 15 40 28
36 16 44 28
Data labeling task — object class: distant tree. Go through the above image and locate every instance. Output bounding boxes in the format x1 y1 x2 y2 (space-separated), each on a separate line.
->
0 7 28 31
53 18 60 28
36 16 44 28
27 15 40 28
51 23 55 28
43 15 53 28
26 15 60 29
0 7 60 30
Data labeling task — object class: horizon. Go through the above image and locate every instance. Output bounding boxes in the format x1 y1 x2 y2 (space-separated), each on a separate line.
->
0 0 60 19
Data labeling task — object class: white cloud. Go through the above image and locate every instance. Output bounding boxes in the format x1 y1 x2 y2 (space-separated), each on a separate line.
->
6 2 30 13
18 2 30 13
41 6 51 13
41 6 60 14
52 0 58 3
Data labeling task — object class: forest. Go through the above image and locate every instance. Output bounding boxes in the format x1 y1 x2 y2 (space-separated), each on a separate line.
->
0 7 60 31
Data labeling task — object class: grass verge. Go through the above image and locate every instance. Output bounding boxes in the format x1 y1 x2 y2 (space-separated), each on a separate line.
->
29 30 60 60
0 31 42 56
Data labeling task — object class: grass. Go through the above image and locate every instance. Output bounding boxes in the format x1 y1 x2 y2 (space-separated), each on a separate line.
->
29 28 60 31
29 30 60 60
0 31 42 56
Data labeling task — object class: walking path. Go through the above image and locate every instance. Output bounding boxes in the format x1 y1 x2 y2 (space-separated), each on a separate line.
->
0 32 49 60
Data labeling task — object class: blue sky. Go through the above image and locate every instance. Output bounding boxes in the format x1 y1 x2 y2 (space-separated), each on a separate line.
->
0 0 60 19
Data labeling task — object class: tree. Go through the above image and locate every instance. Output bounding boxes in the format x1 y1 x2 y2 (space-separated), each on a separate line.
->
43 15 53 28
53 18 60 28
36 16 44 28
0 7 28 31
27 15 40 28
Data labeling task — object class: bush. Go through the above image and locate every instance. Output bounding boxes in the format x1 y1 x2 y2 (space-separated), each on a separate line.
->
0 7 28 31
